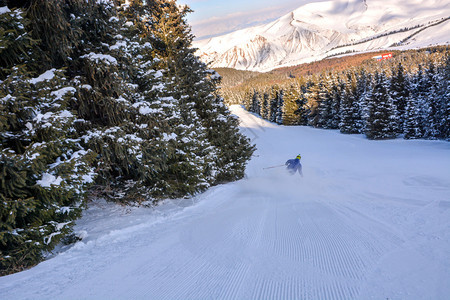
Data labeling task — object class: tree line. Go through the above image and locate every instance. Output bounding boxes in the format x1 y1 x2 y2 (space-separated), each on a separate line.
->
243 50 450 141
0 0 254 275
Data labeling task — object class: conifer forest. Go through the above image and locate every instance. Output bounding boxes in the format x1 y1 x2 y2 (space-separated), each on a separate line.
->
0 0 254 275
237 48 450 141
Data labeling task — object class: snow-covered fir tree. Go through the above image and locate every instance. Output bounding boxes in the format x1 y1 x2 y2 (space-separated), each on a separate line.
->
355 69 370 133
437 55 450 140
0 0 254 275
424 62 441 139
389 63 409 133
0 2 97 275
146 0 254 185
339 72 361 134
329 76 342 129
249 90 261 115
307 77 323 127
275 89 284 125
282 84 302 125
410 65 430 138
365 71 399 140
316 75 334 129
268 86 280 123
261 92 269 120
404 92 422 139
294 83 310 126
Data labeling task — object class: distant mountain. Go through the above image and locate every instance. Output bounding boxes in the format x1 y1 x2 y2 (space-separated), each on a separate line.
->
194 0 450 71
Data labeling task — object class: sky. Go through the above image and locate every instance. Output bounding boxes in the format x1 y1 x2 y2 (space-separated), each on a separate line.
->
179 0 306 40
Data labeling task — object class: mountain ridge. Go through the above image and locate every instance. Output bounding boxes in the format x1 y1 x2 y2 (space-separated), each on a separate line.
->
194 0 450 71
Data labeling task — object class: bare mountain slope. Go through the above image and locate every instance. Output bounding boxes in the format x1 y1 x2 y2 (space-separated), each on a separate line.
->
194 0 450 71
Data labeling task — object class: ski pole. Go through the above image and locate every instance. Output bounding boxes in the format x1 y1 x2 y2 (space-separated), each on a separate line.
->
263 164 285 170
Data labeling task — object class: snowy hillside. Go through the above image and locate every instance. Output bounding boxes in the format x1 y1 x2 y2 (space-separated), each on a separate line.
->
194 0 450 71
1 106 450 299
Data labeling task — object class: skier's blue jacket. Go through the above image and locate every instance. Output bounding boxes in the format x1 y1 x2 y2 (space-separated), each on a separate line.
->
285 158 303 175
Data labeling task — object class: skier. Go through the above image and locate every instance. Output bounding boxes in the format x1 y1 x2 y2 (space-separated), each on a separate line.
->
285 154 303 176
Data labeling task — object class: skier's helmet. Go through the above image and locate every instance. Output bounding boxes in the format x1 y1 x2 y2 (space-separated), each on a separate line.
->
296 154 301 160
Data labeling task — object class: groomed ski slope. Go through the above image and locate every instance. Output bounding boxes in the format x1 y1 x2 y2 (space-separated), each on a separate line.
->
1 105 450 299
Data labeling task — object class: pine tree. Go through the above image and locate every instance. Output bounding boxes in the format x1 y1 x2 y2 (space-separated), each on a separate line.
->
268 86 280 123
295 88 309 126
339 72 360 134
0 3 97 275
242 89 253 111
355 69 369 133
261 91 269 120
307 77 323 127
329 76 342 129
424 61 441 139
146 0 254 186
404 93 421 139
438 55 450 140
1 0 254 275
365 71 399 140
389 62 410 133
410 65 429 138
275 89 284 125
316 75 334 129
0 66 95 275
250 90 261 115
282 84 301 125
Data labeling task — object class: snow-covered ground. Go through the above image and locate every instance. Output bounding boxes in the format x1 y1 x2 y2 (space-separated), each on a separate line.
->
1 105 450 299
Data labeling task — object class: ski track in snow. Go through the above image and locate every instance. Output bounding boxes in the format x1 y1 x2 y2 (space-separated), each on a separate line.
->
1 105 450 299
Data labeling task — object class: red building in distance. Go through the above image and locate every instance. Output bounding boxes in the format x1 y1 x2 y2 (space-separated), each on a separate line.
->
372 52 393 61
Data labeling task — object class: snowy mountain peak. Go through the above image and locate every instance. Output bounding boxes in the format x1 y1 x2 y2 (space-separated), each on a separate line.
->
194 0 450 71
